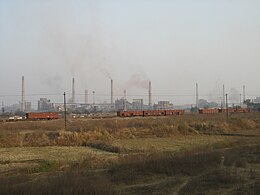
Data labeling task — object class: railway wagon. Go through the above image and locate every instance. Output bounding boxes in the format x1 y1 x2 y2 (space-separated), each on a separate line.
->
165 110 185 115
221 108 251 113
117 110 143 117
143 110 166 117
117 109 185 117
199 108 219 114
26 112 60 120
199 108 251 114
233 108 250 113
173 109 185 115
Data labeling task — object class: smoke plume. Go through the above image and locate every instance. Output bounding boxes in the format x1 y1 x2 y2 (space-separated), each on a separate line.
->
125 74 149 89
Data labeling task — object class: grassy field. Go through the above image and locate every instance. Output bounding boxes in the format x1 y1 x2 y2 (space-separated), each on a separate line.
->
0 113 259 194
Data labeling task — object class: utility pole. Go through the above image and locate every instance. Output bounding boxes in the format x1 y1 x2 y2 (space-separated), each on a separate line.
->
226 93 228 120
111 80 114 106
21 76 25 112
72 78 75 105
63 92 67 131
222 84 225 108
148 81 152 108
123 90 126 111
196 83 199 108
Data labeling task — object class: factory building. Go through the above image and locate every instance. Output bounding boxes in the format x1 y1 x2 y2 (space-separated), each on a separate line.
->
153 101 173 110
115 98 132 111
132 99 144 110
38 98 54 112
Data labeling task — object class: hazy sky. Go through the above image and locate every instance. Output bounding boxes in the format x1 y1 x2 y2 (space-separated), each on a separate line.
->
0 0 260 107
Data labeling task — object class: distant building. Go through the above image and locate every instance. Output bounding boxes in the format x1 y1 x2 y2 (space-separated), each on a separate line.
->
25 101 32 112
132 99 144 110
253 97 260 104
115 98 132 111
4 104 20 113
245 99 260 111
38 98 54 111
154 101 173 110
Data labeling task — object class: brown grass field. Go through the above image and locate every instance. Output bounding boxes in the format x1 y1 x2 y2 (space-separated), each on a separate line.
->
0 113 259 194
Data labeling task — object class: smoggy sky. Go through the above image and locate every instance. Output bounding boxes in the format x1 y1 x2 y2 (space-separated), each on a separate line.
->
0 0 260 107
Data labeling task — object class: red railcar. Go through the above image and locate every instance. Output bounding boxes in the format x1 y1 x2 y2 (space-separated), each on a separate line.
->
165 110 185 115
234 108 250 113
26 112 60 120
199 108 251 114
117 110 143 117
174 110 185 115
143 110 166 116
117 109 185 117
199 108 219 114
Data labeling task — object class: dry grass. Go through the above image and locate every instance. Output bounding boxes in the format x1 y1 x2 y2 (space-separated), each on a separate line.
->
107 144 260 194
0 171 118 195
0 146 118 175
0 113 259 148
0 113 259 194
112 135 240 154
0 146 117 162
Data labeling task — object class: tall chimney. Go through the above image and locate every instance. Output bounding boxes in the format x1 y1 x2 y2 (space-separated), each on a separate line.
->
21 76 25 112
85 89 88 105
123 90 126 111
72 78 75 104
111 79 114 105
196 83 199 108
2 101 4 114
243 85 245 103
222 84 225 108
148 80 152 107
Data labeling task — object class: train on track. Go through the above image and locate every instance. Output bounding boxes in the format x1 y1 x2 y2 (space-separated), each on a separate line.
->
3 107 251 122
198 108 250 114
117 108 250 118
117 109 185 117
26 112 61 120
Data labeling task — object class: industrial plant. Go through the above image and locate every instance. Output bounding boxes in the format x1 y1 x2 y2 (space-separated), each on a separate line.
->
0 75 258 118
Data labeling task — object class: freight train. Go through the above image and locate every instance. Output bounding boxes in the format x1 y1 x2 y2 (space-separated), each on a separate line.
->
117 109 185 117
198 108 250 114
26 112 61 120
117 108 250 118
3 108 251 123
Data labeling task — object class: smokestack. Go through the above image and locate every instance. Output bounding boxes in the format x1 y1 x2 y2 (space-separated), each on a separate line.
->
111 79 114 105
223 84 225 108
21 76 25 112
243 85 246 103
85 89 88 105
72 78 75 104
196 83 198 108
2 101 4 114
148 80 152 107
123 90 127 111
